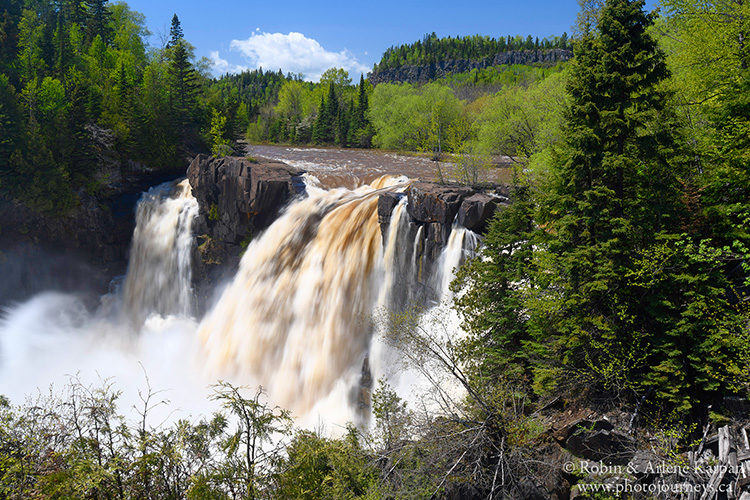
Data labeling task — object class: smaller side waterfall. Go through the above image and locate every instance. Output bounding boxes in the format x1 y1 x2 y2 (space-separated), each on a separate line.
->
378 198 415 311
122 179 199 324
436 225 480 300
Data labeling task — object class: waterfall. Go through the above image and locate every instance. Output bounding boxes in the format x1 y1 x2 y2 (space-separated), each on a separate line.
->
122 179 198 324
0 170 482 429
378 198 414 311
198 176 409 413
436 224 480 300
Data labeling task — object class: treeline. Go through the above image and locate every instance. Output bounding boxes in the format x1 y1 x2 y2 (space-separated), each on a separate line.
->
0 1 268 214
246 69 375 148
362 63 565 177
0 1 216 213
373 31 570 72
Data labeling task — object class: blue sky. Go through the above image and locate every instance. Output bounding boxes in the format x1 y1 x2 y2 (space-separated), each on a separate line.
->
121 0 658 81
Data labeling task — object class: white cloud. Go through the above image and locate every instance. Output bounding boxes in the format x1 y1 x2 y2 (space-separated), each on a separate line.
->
225 31 370 82
209 51 248 75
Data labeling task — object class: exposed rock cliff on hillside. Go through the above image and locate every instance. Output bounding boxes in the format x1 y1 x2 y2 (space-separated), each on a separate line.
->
368 49 572 84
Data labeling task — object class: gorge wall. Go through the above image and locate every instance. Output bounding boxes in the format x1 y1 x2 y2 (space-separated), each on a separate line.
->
0 126 190 305
186 154 509 304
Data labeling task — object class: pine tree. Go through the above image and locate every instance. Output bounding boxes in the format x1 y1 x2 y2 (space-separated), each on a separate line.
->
167 14 183 48
532 0 745 415
168 39 198 130
0 74 22 185
84 0 112 45
311 95 327 144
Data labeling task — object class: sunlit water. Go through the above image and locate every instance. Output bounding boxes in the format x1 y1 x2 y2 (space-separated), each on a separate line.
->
0 174 479 432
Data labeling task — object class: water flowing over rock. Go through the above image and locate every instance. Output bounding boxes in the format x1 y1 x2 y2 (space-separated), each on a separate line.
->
377 182 507 297
122 179 198 325
187 155 306 281
0 152 498 429
198 176 409 413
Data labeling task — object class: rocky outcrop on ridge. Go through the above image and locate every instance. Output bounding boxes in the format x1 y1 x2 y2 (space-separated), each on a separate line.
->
368 49 572 84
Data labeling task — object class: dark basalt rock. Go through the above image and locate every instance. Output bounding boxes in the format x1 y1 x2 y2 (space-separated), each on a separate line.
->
458 193 500 232
376 181 509 303
188 154 304 245
378 192 403 225
187 155 306 289
406 182 474 225
556 418 636 466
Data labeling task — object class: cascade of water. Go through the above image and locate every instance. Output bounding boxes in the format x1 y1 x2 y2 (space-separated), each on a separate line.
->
369 222 482 415
197 176 409 414
0 169 484 430
436 224 480 300
377 198 414 311
122 179 199 325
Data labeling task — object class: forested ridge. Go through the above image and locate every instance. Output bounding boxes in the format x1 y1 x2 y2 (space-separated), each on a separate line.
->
372 31 571 71
3 0 750 497
0 1 285 214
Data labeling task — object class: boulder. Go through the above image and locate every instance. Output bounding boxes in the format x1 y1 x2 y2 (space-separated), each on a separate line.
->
559 419 636 465
458 193 500 232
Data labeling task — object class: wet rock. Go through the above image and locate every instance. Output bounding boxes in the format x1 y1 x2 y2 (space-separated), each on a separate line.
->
187 155 306 290
406 182 473 225
378 192 403 225
188 154 305 247
458 193 499 232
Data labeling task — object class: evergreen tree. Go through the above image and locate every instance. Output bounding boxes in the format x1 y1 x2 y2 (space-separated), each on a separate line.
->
312 85 337 144
84 0 112 45
0 0 24 84
167 13 182 48
168 39 198 130
311 95 327 144
0 74 22 186
534 0 745 415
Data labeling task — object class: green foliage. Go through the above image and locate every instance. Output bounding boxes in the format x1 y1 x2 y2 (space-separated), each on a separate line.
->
368 82 468 152
209 108 232 156
373 32 571 73
1 1 216 213
276 427 379 499
457 0 750 422
473 68 568 162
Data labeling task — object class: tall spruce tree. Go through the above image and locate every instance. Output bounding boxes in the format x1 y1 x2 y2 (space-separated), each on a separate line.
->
167 14 183 48
84 0 112 44
168 39 198 130
457 0 749 419
534 0 747 416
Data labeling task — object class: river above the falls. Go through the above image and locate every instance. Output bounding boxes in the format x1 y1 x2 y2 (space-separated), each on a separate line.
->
246 143 512 189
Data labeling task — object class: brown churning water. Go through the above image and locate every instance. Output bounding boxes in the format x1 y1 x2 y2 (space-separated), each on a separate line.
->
198 175 409 412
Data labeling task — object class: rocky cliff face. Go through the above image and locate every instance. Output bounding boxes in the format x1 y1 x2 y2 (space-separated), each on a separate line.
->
377 182 508 303
378 181 508 261
368 49 572 84
187 154 306 283
0 124 200 305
